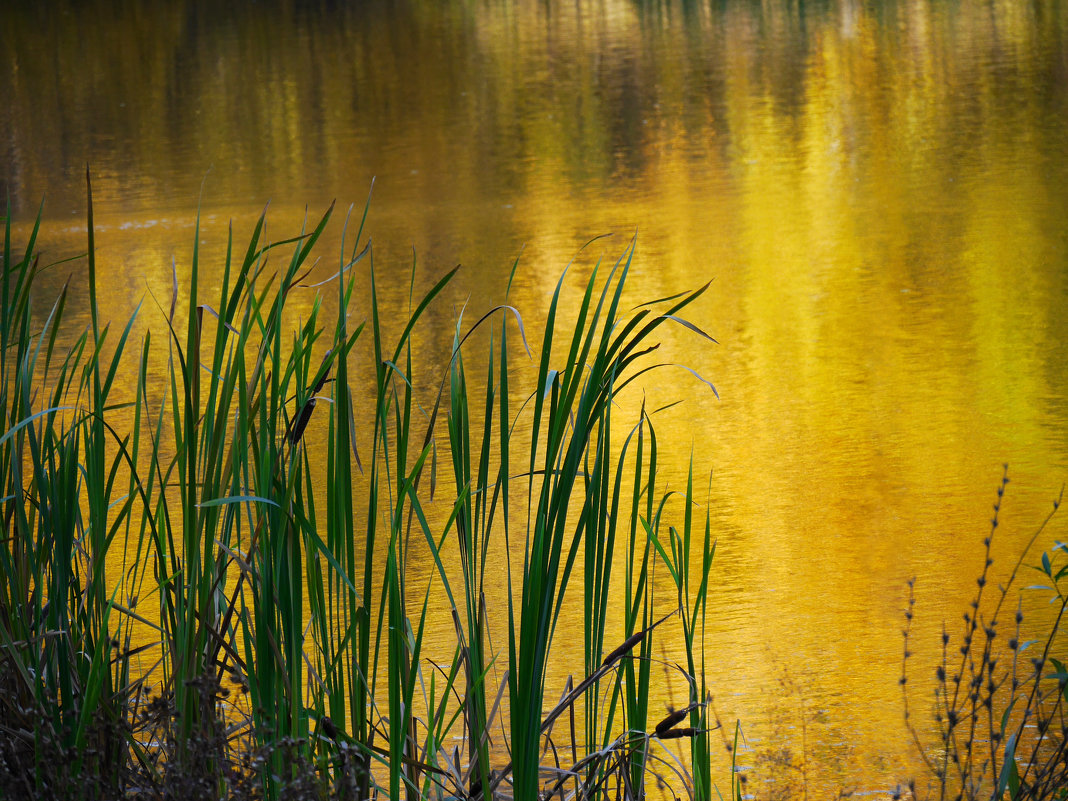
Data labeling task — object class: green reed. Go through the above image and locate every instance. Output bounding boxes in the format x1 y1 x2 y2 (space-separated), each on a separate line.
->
0 182 724 801
0 178 146 798
649 458 717 801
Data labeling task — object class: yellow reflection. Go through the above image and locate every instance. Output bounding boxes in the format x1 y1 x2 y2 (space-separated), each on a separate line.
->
4 0 1067 793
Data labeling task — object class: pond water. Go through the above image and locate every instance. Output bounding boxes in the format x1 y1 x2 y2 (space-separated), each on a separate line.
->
4 0 1068 796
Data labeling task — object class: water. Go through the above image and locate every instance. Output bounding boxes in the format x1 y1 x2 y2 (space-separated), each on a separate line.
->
4 0 1068 795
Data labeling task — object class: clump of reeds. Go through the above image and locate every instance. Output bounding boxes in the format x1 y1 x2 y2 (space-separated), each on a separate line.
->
901 467 1068 801
0 173 726 800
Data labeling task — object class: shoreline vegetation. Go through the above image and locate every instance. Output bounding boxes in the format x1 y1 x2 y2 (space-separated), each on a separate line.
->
0 177 728 801
1 177 1065 801
900 470 1068 801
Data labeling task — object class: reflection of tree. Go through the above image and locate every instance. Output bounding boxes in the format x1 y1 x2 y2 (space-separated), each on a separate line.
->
4 0 1065 233
4 0 1065 419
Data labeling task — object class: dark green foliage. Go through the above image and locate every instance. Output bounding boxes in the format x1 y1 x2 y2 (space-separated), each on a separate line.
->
0 184 724 800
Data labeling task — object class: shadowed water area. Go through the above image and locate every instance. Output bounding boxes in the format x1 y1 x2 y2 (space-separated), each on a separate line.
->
3 0 1068 795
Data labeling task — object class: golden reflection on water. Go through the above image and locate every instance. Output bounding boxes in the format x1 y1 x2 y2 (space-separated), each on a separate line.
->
4 0 1068 794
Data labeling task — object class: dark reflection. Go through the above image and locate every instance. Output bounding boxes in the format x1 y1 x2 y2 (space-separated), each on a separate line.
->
4 0 1063 219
